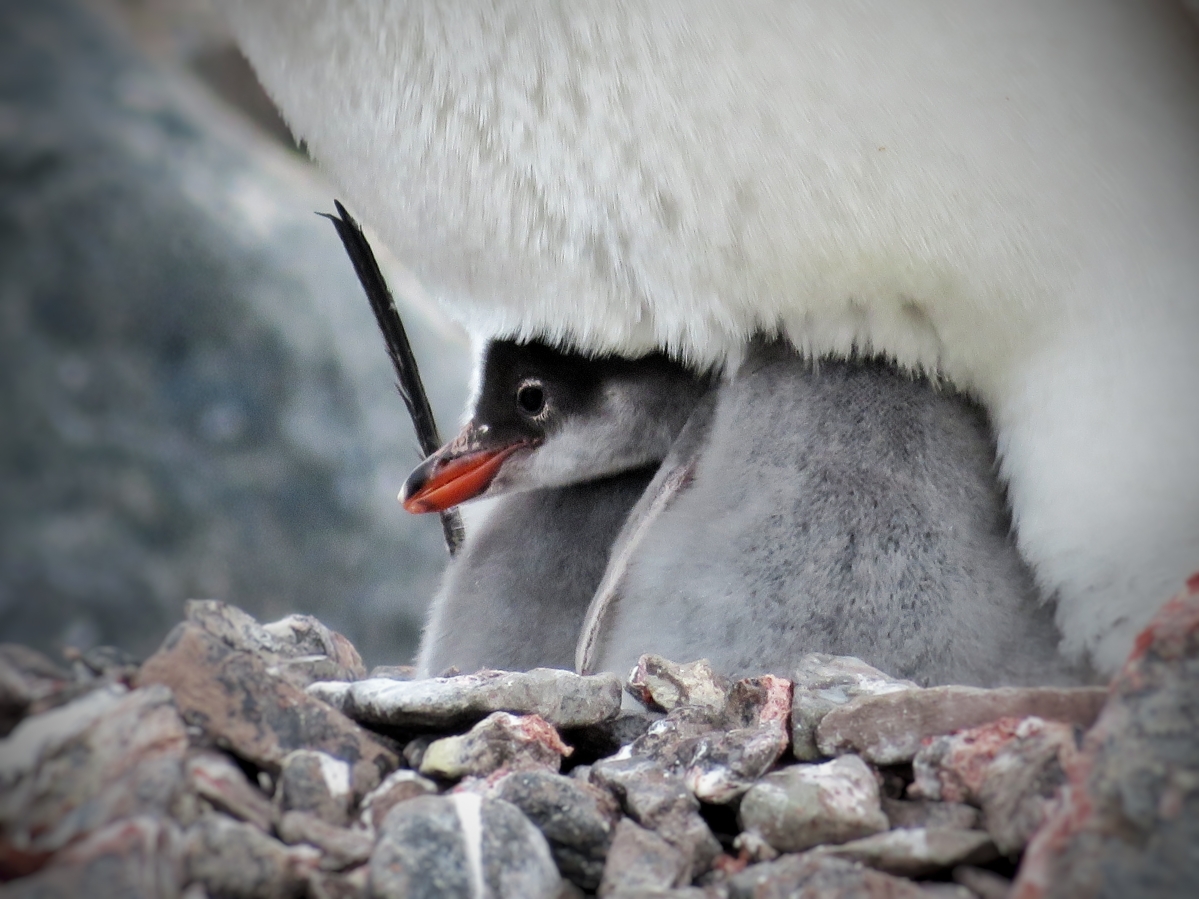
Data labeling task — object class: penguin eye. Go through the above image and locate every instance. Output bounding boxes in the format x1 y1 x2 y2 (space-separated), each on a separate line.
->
516 380 546 417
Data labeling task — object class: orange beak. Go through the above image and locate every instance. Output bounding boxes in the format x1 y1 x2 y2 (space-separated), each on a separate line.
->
400 440 528 513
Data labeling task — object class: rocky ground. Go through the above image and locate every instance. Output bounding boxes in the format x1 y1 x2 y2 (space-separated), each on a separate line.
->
1 578 1196 898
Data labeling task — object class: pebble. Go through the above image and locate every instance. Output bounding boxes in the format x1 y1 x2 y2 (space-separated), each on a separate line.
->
627 656 729 715
136 622 397 796
419 712 572 780
880 798 980 832
598 818 688 897
275 749 354 827
346 667 623 730
275 810 373 870
813 827 998 877
790 653 917 761
738 756 889 853
727 852 930 899
359 770 439 831
370 793 562 899
183 812 318 899
816 684 1108 764
185 751 275 833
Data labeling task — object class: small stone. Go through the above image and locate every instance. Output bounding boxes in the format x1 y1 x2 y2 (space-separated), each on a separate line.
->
727 852 929 899
683 676 792 803
359 769 438 832
912 717 1079 855
346 668 623 730
0 645 72 737
953 865 1013 899
369 793 562 899
1012 578 1199 898
815 827 998 878
627 656 729 714
307 865 370 899
881 798 980 832
598 818 688 897
186 599 285 655
420 712 572 780
591 758 721 881
262 614 367 679
816 685 1107 765
275 749 354 827
136 622 397 796
276 810 374 870
790 653 917 761
0 816 182 899
738 756 889 853
184 812 318 899
0 684 187 855
495 769 620 891
186 751 275 832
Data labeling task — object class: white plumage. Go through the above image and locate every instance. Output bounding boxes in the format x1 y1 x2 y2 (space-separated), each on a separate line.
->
221 0 1199 673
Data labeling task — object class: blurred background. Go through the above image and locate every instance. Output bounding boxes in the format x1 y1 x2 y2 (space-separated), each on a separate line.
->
0 0 472 666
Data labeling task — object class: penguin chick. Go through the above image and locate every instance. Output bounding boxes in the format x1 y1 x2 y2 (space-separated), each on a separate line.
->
581 338 1094 688
406 339 711 674
401 339 711 512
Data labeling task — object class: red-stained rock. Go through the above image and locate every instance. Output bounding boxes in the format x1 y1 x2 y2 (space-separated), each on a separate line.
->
1012 578 1199 898
136 622 396 797
1 816 183 899
817 685 1107 765
419 712 573 780
0 685 188 862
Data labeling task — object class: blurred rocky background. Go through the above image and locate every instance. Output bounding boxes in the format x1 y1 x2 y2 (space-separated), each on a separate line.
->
0 0 471 666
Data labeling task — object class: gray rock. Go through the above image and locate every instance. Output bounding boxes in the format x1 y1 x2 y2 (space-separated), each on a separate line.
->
276 810 374 871
136 622 397 797
790 653 917 761
627 656 729 715
952 865 1013 899
370 793 562 899
727 852 930 899
420 712 572 780
881 798 980 832
275 749 354 827
184 812 318 899
307 865 370 899
0 815 183 899
1013 580 1199 898
591 759 721 882
738 756 889 853
816 685 1108 764
0 684 187 855
814 827 998 877
346 668 623 730
359 769 438 832
186 751 275 833
495 769 620 891
598 818 688 897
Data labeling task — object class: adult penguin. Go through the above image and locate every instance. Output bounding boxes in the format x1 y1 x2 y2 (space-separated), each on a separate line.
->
220 1 1199 675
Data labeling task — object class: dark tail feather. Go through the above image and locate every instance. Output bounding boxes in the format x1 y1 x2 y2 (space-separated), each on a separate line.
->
321 200 465 556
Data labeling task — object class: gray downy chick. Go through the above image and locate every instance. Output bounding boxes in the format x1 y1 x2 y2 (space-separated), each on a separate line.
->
404 339 711 675
579 337 1092 687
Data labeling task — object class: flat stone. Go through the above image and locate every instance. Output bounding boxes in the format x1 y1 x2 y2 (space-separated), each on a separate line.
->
912 717 1079 855
136 622 397 796
346 668 623 730
420 712 572 780
816 685 1108 765
790 653 917 761
627 656 729 715
369 793 562 899
359 769 438 831
881 798 980 832
186 751 275 833
184 812 318 899
727 852 930 899
814 827 998 878
0 684 187 856
738 756 889 853
1013 577 1199 899
0 816 182 899
276 810 373 871
275 749 354 826
591 758 721 882
598 818 688 897
495 769 620 891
